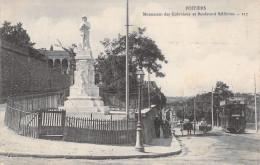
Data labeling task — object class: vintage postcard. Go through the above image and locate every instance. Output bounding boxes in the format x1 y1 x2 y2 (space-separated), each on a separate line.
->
0 0 259 164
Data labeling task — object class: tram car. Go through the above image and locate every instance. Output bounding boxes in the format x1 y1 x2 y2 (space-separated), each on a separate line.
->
220 97 246 133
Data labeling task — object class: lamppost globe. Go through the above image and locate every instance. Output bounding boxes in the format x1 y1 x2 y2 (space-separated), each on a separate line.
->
136 67 145 84
135 66 145 152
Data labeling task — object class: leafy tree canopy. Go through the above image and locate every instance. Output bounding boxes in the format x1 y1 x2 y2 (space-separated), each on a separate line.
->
0 21 35 48
0 21 47 61
149 88 167 109
95 27 168 108
214 81 234 99
96 27 167 89
172 81 234 123
98 27 168 77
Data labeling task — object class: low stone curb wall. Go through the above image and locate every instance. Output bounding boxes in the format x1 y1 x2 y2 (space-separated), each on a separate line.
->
0 149 182 160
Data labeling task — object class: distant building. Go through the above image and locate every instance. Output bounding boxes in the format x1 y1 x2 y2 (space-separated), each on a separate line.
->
38 48 75 85
166 101 185 122
143 81 158 92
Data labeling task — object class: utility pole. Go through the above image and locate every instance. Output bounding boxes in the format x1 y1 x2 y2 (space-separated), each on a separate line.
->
194 97 196 122
148 71 151 110
182 102 184 121
211 87 214 127
125 0 129 121
194 96 196 134
255 74 258 132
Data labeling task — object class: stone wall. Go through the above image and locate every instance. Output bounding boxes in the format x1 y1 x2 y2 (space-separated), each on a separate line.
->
136 105 157 144
0 40 71 103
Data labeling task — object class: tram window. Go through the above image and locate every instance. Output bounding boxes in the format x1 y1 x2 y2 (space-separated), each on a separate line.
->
224 107 230 116
222 108 225 115
241 111 244 116
223 108 229 116
231 107 236 115
232 106 242 115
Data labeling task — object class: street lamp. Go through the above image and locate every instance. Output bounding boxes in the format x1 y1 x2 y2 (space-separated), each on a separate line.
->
135 66 145 152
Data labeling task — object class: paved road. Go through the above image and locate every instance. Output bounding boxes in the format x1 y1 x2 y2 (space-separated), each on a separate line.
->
0 128 259 165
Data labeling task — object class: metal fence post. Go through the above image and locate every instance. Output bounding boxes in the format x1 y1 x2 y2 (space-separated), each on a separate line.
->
38 110 42 138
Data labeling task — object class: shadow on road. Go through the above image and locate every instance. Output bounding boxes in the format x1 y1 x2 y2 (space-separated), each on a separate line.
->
223 131 257 135
176 132 222 138
149 137 172 147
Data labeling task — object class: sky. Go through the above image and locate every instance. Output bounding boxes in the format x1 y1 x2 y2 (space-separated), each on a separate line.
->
0 0 259 96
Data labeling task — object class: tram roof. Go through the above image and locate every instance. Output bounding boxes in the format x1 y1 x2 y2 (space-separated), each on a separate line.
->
220 97 246 106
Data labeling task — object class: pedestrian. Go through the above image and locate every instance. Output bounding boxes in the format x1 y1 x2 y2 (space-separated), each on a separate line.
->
162 120 166 138
184 119 192 135
165 119 171 137
200 118 207 126
154 116 161 138
162 119 170 138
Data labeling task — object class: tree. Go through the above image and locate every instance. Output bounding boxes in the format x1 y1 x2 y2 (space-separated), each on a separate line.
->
54 39 77 84
95 27 168 108
213 81 234 122
214 81 234 99
55 39 77 57
0 21 47 61
97 27 168 77
149 89 167 109
182 81 234 124
0 21 35 48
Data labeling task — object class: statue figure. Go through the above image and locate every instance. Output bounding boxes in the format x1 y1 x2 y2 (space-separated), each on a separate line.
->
80 16 90 49
88 63 95 86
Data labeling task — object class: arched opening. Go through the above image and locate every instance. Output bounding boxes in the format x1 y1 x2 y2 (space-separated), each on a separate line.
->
54 59 61 68
62 59 68 70
48 59 53 67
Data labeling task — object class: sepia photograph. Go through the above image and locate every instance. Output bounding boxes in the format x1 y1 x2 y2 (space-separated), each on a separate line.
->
0 0 259 164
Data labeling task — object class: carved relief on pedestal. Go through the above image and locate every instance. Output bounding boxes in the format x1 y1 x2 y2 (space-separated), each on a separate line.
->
88 63 95 86
80 70 88 95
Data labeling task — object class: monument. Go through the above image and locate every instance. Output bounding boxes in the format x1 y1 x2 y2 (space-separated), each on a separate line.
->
61 16 109 117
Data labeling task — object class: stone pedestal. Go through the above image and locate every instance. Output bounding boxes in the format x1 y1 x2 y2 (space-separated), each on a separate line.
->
60 46 109 117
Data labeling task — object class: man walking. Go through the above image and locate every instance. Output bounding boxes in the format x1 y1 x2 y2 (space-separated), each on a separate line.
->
154 116 161 138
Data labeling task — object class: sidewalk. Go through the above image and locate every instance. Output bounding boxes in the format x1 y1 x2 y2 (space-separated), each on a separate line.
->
0 105 181 159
